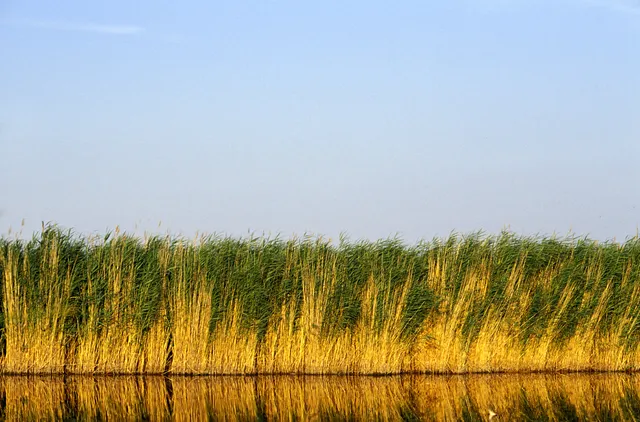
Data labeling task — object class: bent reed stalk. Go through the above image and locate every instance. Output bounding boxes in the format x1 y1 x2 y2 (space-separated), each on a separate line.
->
1 225 640 374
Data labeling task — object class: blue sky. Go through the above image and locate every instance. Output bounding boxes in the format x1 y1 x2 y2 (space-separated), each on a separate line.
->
0 0 638 242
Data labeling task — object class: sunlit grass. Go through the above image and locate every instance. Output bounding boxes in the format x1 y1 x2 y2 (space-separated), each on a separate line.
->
1 225 640 374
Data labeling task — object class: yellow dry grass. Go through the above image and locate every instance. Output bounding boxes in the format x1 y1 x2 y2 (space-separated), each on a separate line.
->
0 244 68 373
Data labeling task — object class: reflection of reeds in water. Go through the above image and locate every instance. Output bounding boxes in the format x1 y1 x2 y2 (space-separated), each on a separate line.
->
2 374 640 420
1 377 67 420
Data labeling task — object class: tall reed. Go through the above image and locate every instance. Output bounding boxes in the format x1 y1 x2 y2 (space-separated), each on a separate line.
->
1 225 640 374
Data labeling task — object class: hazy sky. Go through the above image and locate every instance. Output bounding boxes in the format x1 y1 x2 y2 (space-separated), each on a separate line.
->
1 0 638 242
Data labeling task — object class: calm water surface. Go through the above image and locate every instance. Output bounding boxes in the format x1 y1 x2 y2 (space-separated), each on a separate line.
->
2 374 640 421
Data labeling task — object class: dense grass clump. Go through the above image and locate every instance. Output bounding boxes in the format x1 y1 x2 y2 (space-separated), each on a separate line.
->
1 225 640 374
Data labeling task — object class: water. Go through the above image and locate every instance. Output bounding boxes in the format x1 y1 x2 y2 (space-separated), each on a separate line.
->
2 374 640 420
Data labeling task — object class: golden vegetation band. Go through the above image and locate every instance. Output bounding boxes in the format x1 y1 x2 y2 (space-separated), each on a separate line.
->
1 226 640 374
2 374 640 420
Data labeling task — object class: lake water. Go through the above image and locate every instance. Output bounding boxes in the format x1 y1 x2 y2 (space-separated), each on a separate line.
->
2 373 639 420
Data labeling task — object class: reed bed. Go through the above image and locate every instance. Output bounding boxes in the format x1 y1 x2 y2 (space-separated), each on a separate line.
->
1 225 640 374
1 374 640 421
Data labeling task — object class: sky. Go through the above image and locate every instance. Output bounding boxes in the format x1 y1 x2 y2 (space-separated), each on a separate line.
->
0 0 638 243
